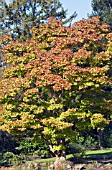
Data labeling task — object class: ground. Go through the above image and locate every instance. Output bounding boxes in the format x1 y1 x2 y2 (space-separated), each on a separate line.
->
0 149 112 170
0 159 112 170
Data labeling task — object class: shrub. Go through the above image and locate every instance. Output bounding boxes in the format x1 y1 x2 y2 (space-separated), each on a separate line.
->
16 138 51 158
66 143 85 163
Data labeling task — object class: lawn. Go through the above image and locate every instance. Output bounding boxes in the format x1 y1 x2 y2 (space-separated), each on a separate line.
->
33 148 112 163
85 148 112 160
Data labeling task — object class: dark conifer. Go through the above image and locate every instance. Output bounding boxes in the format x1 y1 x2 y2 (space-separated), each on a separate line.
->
90 0 112 29
1 0 77 41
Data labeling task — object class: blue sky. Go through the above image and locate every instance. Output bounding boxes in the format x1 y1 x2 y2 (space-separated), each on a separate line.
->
60 0 92 22
5 0 92 22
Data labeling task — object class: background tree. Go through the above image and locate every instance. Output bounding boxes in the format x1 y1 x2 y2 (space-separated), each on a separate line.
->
0 17 112 159
1 0 77 41
90 0 112 29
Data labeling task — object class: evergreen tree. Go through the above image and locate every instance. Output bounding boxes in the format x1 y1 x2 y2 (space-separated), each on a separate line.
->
1 0 77 41
90 0 112 29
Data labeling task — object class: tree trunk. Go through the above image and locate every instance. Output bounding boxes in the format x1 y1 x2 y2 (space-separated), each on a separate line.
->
54 150 66 170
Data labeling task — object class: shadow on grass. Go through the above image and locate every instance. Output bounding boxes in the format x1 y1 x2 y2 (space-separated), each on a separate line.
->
85 151 112 164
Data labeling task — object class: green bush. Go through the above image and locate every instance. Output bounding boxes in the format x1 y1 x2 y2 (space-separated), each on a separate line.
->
0 152 7 166
82 136 98 149
3 152 16 165
0 152 27 166
16 138 51 158
66 143 85 163
33 149 50 158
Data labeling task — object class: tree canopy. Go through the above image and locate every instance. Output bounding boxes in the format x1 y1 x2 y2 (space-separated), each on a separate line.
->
90 0 112 29
0 0 76 79
0 16 112 157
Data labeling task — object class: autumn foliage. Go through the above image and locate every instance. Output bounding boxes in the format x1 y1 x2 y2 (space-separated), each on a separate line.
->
0 17 112 156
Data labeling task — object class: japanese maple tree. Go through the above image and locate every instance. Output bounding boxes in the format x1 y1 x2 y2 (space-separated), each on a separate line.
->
0 16 112 157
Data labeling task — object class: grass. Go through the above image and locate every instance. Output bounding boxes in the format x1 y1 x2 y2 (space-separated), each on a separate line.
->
85 148 112 160
33 154 75 163
33 148 112 163
86 148 112 155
